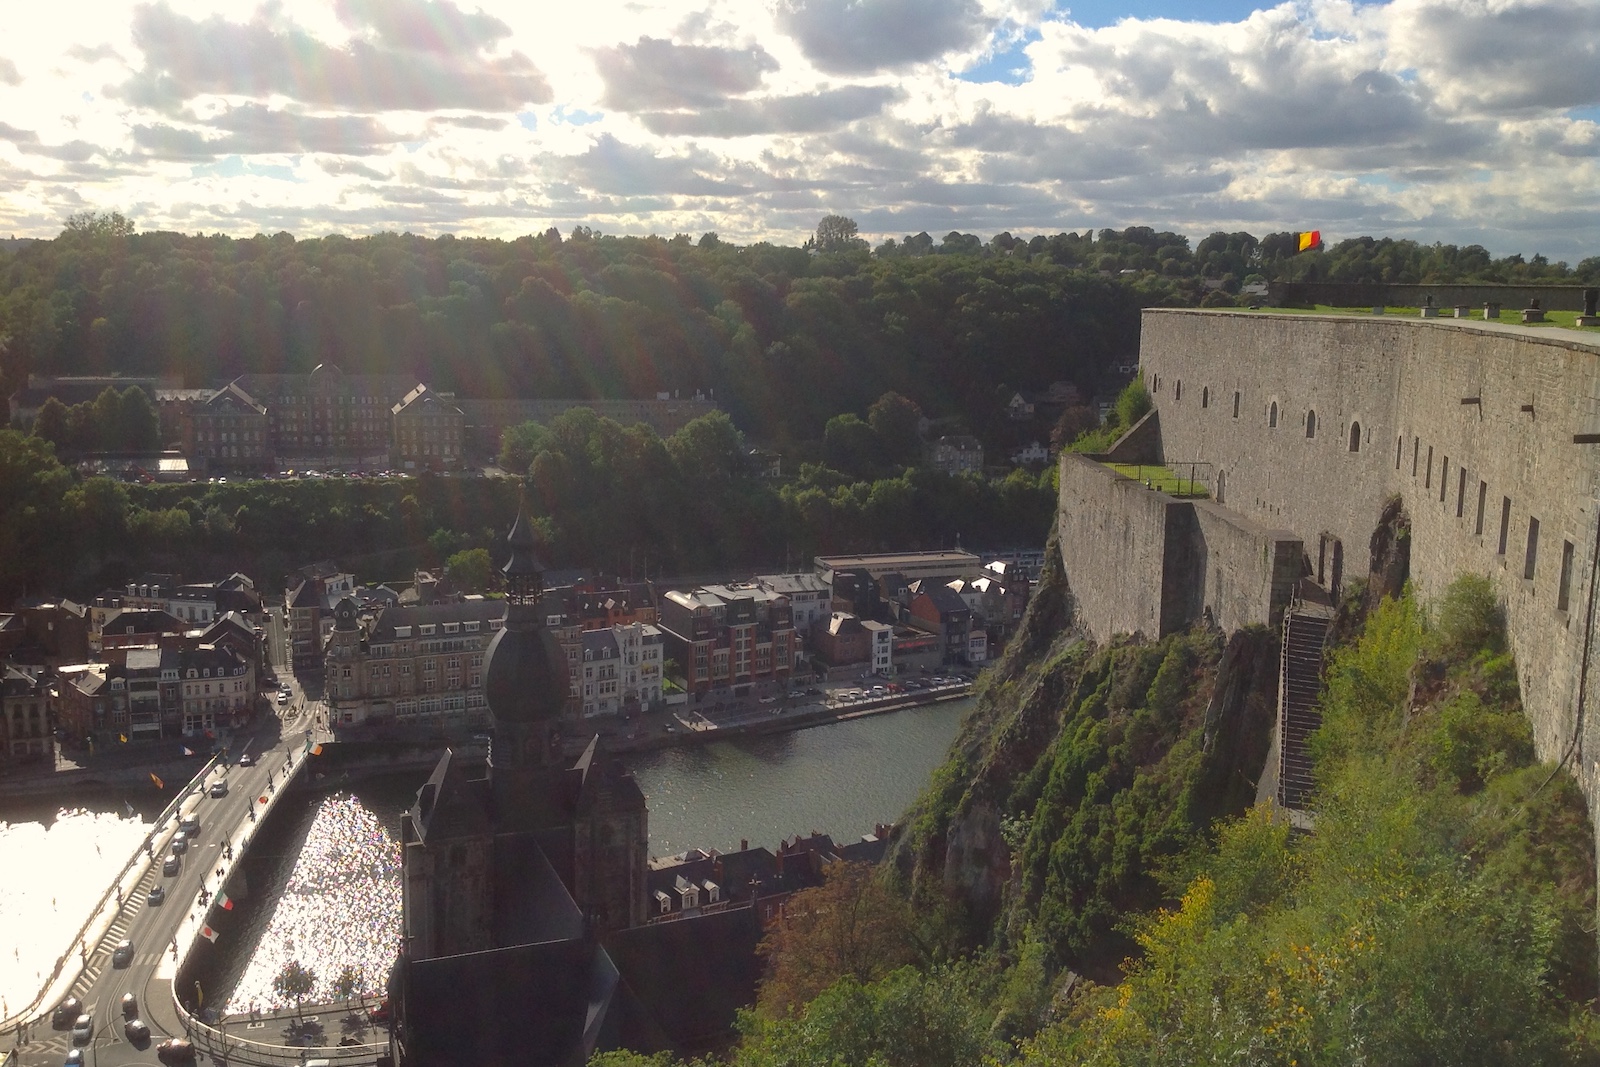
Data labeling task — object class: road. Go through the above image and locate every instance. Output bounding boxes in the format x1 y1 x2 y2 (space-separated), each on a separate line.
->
7 715 313 1067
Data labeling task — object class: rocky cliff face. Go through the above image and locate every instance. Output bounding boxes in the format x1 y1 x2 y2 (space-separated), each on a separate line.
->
892 528 1279 971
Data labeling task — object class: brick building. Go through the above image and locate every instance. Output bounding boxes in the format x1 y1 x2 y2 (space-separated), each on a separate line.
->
657 584 795 697
391 385 466 471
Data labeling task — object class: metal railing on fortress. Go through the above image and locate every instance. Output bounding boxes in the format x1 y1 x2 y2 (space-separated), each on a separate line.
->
0 751 224 1034
1115 461 1214 498
174 997 388 1067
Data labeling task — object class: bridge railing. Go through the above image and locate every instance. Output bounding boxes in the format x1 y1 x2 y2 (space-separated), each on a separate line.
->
0 751 223 1033
173 996 388 1067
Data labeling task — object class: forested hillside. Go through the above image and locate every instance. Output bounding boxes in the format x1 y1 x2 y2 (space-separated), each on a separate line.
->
637 547 1600 1067
3 217 1593 446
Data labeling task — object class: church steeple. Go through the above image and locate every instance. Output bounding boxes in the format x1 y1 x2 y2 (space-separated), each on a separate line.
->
502 488 546 618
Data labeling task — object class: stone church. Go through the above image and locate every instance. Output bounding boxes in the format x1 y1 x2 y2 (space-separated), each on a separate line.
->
388 502 762 1066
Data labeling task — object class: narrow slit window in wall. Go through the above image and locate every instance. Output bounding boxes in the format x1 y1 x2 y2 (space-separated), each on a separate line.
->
1412 439 1420 476
1440 457 1448 501
1456 467 1467 518
1269 401 1279 428
1306 409 1317 439
1425 446 1433 488
1498 496 1512 556
1525 517 1540 580
1559 540 1576 611
1476 480 1487 535
1202 386 1210 408
1232 392 1241 418
1349 421 1362 452
1395 435 1403 469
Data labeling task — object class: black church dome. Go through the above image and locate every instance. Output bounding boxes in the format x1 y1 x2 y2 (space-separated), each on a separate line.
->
482 617 568 724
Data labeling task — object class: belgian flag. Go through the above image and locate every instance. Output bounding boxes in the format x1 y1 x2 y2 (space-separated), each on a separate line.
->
1297 230 1323 252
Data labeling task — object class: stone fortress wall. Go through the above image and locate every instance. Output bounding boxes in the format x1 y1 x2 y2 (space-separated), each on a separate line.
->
1060 308 1600 820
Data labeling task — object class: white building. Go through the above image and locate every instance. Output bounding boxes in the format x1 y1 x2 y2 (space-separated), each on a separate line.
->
863 620 893 675
580 623 664 717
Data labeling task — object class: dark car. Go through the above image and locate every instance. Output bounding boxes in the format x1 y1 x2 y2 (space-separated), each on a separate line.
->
157 1038 197 1064
163 853 181 876
124 1018 150 1044
112 939 134 967
121 992 139 1018
51 996 83 1029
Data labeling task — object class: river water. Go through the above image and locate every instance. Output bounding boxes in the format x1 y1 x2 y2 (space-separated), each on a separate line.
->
0 697 971 1012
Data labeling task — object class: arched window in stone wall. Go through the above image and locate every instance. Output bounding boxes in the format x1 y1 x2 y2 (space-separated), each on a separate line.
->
1269 401 1279 428
1306 409 1318 439
1349 421 1362 452
1202 386 1210 408
1216 469 1226 503
1232 391 1241 418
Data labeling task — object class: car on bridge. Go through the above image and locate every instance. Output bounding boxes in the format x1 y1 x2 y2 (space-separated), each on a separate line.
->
51 996 83 1029
71 1013 93 1045
122 993 139 1018
209 780 229 797
170 832 189 854
148 885 166 906
125 1018 150 1044
163 853 181 876
157 1037 197 1064
112 940 134 967
238 753 254 767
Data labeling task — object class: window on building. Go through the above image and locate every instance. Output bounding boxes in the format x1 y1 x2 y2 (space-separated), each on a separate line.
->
1395 435 1403 469
1175 380 1182 401
1456 467 1467 518
1440 457 1448 502
1305 410 1317 438
1525 517 1540 580
1412 439 1420 476
1232 391 1241 418
1498 497 1512 556
1269 401 1279 428
1201 386 1209 408
1558 540 1576 611
1348 421 1361 452
1425 446 1433 488
1476 480 1488 535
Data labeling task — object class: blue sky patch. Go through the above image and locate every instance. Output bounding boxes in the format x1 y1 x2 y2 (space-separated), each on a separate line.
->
191 156 300 182
552 105 603 127
1569 105 1600 123
517 111 538 131
1061 0 1270 27
956 31 1039 85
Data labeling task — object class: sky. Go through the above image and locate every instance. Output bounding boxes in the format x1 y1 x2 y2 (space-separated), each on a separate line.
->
0 0 1597 256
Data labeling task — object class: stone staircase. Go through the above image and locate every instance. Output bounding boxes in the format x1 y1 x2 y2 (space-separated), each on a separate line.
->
1277 585 1336 812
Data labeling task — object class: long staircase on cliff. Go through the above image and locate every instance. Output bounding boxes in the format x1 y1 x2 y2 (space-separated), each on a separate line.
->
1277 582 1336 812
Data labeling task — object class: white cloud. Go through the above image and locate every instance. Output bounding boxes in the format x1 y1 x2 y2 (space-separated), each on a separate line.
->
0 0 1594 255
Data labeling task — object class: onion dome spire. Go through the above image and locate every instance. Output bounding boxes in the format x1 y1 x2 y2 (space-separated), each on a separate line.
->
501 487 546 612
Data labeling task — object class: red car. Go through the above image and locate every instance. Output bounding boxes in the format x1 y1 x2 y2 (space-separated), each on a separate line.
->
157 1038 196 1064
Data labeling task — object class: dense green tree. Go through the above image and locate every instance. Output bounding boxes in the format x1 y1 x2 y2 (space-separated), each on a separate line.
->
444 547 493 593
867 391 924 466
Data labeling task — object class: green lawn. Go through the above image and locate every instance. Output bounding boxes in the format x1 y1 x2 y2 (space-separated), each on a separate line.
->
1107 463 1209 498
1235 304 1599 330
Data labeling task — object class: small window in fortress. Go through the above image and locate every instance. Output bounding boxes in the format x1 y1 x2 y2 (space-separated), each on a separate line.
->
1395 435 1403 469
1559 540 1576 611
1175 380 1183 401
1202 386 1209 408
1456 467 1467 518
1348 421 1361 452
1269 401 1279 428
1498 497 1512 556
1476 481 1487 535
1425 446 1433 488
1412 439 1420 476
1525 517 1540 580
1440 457 1449 501
1232 391 1240 418
1305 410 1316 438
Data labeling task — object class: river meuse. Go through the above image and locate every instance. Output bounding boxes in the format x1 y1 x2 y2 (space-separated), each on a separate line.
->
0 697 970 1011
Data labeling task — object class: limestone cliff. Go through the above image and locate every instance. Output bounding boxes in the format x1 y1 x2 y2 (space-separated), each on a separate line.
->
892 527 1279 975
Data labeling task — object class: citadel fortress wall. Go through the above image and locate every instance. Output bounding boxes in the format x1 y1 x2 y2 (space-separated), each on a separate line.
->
1059 309 1600 813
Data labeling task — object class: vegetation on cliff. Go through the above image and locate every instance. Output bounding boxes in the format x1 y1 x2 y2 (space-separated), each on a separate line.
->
602 566 1597 1067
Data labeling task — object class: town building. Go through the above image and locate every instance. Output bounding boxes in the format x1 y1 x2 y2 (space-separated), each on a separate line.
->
183 382 271 469
815 612 869 668
657 584 795 698
929 434 984 474
323 597 506 727
175 644 256 735
286 561 356 670
390 385 466 471
814 550 981 586
906 583 986 666
56 664 109 745
1 665 52 761
754 573 831 639
229 364 419 462
577 623 664 718
0 600 90 667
